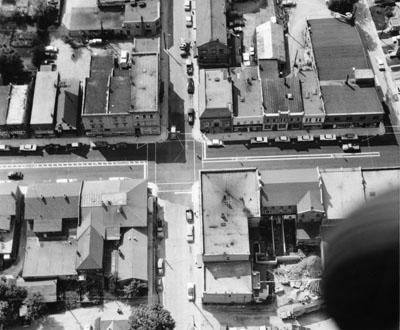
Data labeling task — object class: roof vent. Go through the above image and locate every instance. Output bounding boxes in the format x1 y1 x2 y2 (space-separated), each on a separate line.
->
305 92 310 99
286 93 293 100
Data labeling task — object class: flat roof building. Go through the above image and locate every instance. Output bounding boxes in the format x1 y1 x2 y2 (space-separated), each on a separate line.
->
256 21 285 63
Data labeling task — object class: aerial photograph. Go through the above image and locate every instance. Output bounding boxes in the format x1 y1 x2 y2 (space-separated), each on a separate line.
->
0 0 398 329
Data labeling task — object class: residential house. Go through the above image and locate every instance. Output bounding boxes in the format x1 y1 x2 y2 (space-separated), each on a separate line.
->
230 66 264 132
196 0 230 68
199 69 233 133
0 183 22 270
82 54 160 136
30 71 59 137
200 168 262 304
55 79 81 135
262 76 304 130
307 18 384 129
123 0 160 37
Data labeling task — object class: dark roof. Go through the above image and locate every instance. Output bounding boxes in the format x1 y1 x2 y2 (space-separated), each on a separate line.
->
308 19 369 81
296 222 321 242
258 59 279 80
109 76 131 114
17 279 57 303
196 0 227 46
262 76 304 114
90 55 114 76
200 107 232 119
100 320 130 330
0 86 10 126
69 7 124 32
76 226 104 270
56 79 80 131
33 219 63 233
84 76 109 114
124 0 159 22
321 84 384 115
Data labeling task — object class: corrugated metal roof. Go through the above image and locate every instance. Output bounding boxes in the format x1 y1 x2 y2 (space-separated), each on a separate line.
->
256 21 285 62
196 0 227 46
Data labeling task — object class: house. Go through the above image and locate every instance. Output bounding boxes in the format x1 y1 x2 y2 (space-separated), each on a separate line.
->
200 168 261 304
123 0 160 37
256 20 286 67
55 79 81 135
307 18 384 129
230 66 264 132
262 76 304 130
199 69 233 134
0 183 22 270
82 54 160 136
30 71 59 137
196 0 230 68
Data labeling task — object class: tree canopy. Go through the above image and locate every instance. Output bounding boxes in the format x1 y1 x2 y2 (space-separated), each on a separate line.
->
328 0 359 15
123 279 147 299
129 304 175 330
34 0 59 29
0 46 24 83
0 279 27 325
24 292 48 321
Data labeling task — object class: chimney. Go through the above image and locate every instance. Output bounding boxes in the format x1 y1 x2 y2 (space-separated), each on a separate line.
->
102 200 108 211
40 194 46 203
247 78 252 86
64 194 70 203
345 74 349 85
10 191 16 200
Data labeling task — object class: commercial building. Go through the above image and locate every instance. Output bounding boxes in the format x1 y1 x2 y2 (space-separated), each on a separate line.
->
30 71 59 137
196 0 230 68
82 54 160 136
123 0 160 37
199 69 233 134
55 79 81 135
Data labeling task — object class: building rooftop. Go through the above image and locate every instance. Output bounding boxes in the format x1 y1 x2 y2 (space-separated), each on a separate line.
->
0 182 19 224
130 54 158 113
196 0 227 46
90 55 114 76
201 169 260 257
299 70 325 116
204 261 253 294
321 84 383 115
7 84 29 125
23 237 78 278
256 21 285 62
0 86 10 126
84 76 109 114
109 75 131 114
262 76 304 114
362 168 400 202
76 226 104 270
69 6 124 32
319 168 366 221
308 18 369 81
31 71 58 125
16 279 57 303
230 66 263 121
100 320 130 330
56 79 80 131
124 0 159 22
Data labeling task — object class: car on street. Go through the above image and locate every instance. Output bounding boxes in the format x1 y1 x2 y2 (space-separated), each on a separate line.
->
19 144 37 152
8 171 23 180
93 141 108 149
45 45 58 53
119 50 130 69
376 56 385 71
187 108 195 125
187 78 194 94
186 209 194 222
186 59 194 75
233 19 245 27
249 46 255 56
320 134 337 141
250 136 268 145
342 143 360 153
186 15 193 27
341 133 358 141
0 145 11 152
66 142 83 151
45 144 63 153
184 0 191 11
233 26 243 33
186 224 194 242
44 52 57 59
156 278 163 292
156 220 164 239
88 38 103 46
207 139 224 148
275 136 291 143
169 125 177 140
157 258 164 276
187 283 195 301
243 52 250 66
297 135 314 142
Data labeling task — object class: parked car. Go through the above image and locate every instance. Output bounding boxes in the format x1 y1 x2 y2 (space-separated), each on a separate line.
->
250 136 268 144
184 0 191 11
45 45 58 53
186 224 194 242
186 15 193 27
157 258 164 276
8 171 23 180
233 19 245 27
67 142 83 150
207 139 224 148
249 46 255 56
45 144 63 153
187 78 194 94
233 26 243 33
156 278 163 292
156 220 164 239
243 52 250 66
186 209 194 222
43 59 55 65
88 38 103 46
341 133 358 141
275 136 291 143
376 56 385 71
115 142 128 149
187 108 195 125
0 145 11 152
297 135 314 142
342 143 360 153
187 283 195 301
186 59 194 75
119 50 130 69
169 125 177 140
19 144 37 152
319 134 337 141
93 141 108 149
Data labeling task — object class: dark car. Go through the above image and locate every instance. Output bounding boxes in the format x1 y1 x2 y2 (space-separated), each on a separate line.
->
187 78 194 94
233 19 245 27
8 171 23 180
187 108 195 125
45 144 63 153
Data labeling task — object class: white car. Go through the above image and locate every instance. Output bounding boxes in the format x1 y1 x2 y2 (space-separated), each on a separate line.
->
250 136 268 144
249 46 255 56
342 143 360 153
320 134 336 141
186 16 193 28
19 144 37 152
243 52 250 66
207 139 224 148
186 224 194 242
119 50 130 69
376 56 385 71
297 135 314 142
184 0 191 11
44 45 58 53
157 258 164 276
187 283 195 301
275 136 291 143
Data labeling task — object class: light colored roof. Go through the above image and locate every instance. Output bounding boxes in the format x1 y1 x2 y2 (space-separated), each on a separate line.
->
130 54 158 113
109 75 131 114
7 85 29 125
33 218 63 233
100 320 130 330
0 227 14 254
196 0 227 46
0 216 11 231
297 190 324 213
25 182 82 221
299 70 325 116
76 226 104 270
31 71 59 125
256 21 285 62
354 69 374 80
117 227 148 281
16 279 57 303
23 237 78 278
124 0 159 22
230 66 263 123
201 169 260 257
261 168 319 184
362 168 400 202
319 168 366 221
204 261 252 294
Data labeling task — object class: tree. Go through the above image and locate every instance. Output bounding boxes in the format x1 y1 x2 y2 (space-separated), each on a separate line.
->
129 304 175 330
0 46 24 83
24 292 47 321
328 0 359 15
123 279 147 298
34 0 59 30
0 282 27 325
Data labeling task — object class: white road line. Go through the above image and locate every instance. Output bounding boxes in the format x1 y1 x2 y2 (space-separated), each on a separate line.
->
202 152 380 163
156 182 195 185
156 190 193 194
0 160 147 170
